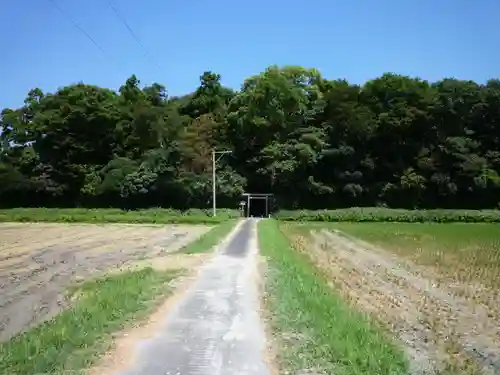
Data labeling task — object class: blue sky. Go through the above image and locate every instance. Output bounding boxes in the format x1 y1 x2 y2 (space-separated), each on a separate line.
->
1 0 499 109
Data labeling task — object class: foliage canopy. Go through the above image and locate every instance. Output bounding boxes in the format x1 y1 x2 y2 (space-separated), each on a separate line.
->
2 67 500 209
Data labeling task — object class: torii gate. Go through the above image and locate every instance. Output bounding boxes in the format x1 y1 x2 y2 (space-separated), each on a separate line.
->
241 193 274 217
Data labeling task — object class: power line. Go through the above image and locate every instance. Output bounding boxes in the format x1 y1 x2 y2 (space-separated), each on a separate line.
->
105 0 162 72
46 0 110 59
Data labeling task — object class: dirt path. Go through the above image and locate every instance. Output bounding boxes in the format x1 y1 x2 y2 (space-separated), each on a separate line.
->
0 223 209 341
102 219 270 375
305 229 500 375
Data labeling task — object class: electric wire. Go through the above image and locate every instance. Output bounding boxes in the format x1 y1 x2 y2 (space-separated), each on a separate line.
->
46 0 110 59
104 0 162 72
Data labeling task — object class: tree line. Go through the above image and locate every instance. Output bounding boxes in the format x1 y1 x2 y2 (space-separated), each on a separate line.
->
1 66 500 210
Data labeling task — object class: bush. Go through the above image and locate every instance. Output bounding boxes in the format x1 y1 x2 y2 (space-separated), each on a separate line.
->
274 207 500 223
0 208 241 224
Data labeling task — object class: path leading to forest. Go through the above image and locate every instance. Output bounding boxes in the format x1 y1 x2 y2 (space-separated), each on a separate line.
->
118 219 270 375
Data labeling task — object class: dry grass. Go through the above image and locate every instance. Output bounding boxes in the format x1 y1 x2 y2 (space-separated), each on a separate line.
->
284 222 500 375
329 223 500 289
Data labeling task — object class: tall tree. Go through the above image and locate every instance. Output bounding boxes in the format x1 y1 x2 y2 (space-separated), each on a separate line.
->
227 66 327 207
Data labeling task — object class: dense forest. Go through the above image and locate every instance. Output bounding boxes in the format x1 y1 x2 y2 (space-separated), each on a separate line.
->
1 66 500 210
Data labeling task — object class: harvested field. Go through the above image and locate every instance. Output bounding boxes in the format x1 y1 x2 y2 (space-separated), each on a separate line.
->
288 224 500 375
260 220 408 375
0 222 209 342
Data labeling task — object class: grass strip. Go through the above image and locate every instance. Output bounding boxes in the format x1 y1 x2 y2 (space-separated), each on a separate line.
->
258 219 408 375
182 219 238 254
275 207 500 223
0 267 177 375
0 208 240 224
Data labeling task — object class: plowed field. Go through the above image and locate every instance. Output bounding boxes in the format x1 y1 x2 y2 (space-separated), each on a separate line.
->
0 223 209 341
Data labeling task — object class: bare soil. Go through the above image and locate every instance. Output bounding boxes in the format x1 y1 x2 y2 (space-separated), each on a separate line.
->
0 222 209 342
295 229 500 375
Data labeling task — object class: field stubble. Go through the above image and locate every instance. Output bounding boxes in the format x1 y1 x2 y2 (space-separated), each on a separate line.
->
0 222 209 342
288 224 500 375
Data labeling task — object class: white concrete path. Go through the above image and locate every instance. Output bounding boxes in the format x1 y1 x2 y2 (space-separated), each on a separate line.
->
118 219 269 375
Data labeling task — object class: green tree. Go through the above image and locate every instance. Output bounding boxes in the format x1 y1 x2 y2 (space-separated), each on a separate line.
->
227 66 327 207
2 67 500 210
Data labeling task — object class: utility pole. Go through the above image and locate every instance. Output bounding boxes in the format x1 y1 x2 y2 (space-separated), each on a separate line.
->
212 150 232 217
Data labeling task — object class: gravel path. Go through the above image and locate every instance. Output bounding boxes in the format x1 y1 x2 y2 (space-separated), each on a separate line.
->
118 219 270 375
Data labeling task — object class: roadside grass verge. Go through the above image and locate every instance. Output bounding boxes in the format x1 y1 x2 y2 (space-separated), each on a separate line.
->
181 219 239 254
275 207 500 223
258 219 408 375
0 267 178 375
0 208 240 224
293 222 500 289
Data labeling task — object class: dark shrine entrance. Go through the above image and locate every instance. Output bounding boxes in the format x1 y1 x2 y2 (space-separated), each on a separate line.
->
241 193 274 218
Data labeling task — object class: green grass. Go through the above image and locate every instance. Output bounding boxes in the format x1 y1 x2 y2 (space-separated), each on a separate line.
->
258 219 408 375
0 208 240 224
275 207 500 223
299 222 500 288
0 267 178 375
181 219 239 254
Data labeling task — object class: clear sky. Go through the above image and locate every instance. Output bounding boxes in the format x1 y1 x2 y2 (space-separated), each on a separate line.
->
1 0 499 109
